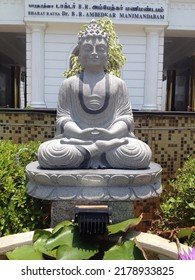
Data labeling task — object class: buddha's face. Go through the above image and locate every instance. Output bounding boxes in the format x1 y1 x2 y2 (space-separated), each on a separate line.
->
79 36 108 71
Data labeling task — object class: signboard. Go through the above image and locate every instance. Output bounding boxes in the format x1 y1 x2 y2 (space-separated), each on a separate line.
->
25 0 168 24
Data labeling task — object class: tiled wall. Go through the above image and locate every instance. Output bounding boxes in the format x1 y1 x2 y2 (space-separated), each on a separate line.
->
135 112 195 230
134 113 195 183
0 109 194 230
0 110 56 143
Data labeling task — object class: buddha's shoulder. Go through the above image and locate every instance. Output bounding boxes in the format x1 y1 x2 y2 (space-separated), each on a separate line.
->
59 75 80 92
107 73 125 85
61 75 79 85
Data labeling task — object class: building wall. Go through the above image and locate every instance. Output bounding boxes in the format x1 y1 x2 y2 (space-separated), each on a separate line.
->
1 0 195 110
23 0 168 109
168 0 195 30
113 25 164 110
0 0 24 25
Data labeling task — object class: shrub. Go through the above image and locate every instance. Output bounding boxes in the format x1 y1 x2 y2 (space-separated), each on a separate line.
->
150 157 195 247
159 156 195 230
0 140 50 236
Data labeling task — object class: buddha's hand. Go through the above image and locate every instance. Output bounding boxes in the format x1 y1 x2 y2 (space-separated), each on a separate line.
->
79 128 98 140
91 128 113 140
79 127 111 141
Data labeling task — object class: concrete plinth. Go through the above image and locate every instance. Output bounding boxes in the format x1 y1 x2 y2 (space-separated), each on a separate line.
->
51 200 134 227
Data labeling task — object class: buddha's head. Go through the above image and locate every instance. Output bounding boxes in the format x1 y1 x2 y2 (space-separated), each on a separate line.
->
77 20 109 72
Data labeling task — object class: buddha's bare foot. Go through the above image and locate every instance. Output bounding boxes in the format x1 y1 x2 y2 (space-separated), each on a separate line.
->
83 138 128 158
89 157 107 169
95 138 128 152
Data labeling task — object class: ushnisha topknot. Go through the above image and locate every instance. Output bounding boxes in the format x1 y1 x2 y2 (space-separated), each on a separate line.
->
77 19 109 44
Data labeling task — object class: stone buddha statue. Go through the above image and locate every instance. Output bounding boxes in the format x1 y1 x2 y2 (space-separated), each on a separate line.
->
38 20 152 169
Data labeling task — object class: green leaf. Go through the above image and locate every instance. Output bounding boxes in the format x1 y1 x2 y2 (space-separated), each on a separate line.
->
177 228 194 240
6 245 43 260
56 244 98 260
46 224 99 250
52 220 73 234
33 229 56 258
45 225 75 251
108 214 143 235
103 240 145 260
188 202 195 209
33 229 52 242
45 223 99 259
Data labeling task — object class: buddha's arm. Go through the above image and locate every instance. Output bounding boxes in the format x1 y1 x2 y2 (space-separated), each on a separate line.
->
62 121 128 141
108 120 129 138
92 121 128 140
112 79 135 135
63 121 97 140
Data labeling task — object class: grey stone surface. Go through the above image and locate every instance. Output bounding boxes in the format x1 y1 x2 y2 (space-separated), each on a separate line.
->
26 161 162 201
51 200 134 227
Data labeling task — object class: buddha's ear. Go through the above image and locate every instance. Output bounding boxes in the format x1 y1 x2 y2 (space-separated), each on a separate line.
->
78 52 84 69
72 44 79 56
104 54 109 71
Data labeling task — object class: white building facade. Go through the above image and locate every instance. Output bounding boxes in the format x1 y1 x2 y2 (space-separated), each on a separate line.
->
0 0 195 111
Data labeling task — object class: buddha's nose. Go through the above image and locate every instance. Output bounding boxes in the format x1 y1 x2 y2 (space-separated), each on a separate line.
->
92 47 97 55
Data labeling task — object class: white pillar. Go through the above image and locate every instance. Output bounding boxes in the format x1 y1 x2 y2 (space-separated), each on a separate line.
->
29 23 46 108
142 27 164 111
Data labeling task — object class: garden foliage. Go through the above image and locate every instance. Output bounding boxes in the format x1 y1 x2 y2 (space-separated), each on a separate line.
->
160 156 195 229
0 140 50 236
6 215 146 260
154 156 195 247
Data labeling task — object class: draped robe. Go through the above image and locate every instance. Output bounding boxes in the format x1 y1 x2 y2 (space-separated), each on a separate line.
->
38 73 152 169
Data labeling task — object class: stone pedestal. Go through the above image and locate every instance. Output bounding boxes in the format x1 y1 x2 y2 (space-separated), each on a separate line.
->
26 161 162 227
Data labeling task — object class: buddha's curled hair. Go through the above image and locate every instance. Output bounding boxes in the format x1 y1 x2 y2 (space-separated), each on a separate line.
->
77 19 109 45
